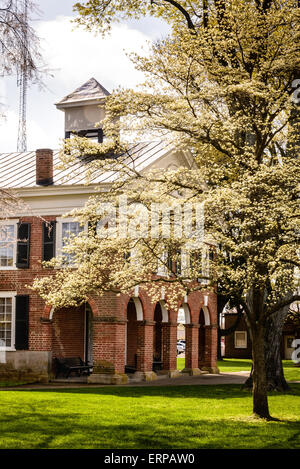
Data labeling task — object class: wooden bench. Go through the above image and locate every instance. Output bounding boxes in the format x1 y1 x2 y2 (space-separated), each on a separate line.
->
125 354 137 374
152 359 163 372
54 357 92 378
124 354 163 374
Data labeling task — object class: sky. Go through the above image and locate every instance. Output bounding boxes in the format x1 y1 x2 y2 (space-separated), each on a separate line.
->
0 0 169 152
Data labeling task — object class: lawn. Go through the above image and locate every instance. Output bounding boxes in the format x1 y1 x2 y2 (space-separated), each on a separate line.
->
177 357 300 381
0 384 299 449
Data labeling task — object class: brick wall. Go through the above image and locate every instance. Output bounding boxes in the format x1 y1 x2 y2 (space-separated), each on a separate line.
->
52 305 85 359
223 314 252 359
0 214 219 377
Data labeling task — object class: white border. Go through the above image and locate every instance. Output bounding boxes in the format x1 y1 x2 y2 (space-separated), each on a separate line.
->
56 216 88 258
234 331 247 349
0 220 19 270
0 291 16 351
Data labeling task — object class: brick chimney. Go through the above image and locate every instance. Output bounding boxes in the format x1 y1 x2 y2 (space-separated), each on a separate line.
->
36 149 53 186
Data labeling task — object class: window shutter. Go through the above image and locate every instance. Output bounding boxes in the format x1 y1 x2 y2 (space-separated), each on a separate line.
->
88 220 97 236
167 251 173 273
42 221 56 262
16 223 30 268
15 295 29 350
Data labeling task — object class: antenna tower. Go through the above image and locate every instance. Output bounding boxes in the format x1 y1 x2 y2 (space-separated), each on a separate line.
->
17 0 28 152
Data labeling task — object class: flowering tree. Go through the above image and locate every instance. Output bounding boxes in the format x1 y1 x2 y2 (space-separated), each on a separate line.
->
33 0 300 419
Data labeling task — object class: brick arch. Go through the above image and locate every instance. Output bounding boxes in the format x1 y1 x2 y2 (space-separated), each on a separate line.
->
159 300 169 323
178 302 191 324
86 297 99 317
132 297 144 321
44 297 99 321
200 305 211 326
43 304 53 320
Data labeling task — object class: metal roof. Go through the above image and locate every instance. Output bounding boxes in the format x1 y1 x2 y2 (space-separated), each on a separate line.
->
56 78 110 107
0 141 168 189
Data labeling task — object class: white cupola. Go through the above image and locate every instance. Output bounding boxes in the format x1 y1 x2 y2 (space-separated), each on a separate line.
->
55 77 110 143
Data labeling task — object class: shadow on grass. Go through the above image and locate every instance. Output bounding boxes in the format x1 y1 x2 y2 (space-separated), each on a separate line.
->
3 383 300 399
0 410 299 449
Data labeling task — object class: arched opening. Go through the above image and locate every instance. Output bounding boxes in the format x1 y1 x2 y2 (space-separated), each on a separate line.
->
51 302 93 364
153 303 163 367
125 298 142 373
198 309 206 366
85 303 93 366
51 302 94 378
177 303 190 370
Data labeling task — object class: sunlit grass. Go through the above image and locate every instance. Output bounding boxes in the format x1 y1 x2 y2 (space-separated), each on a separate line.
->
0 384 299 449
177 358 300 381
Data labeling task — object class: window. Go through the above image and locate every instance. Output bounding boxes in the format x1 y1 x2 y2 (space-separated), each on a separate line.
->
234 331 247 349
157 251 168 276
65 129 103 143
0 293 16 351
56 218 86 264
0 221 17 269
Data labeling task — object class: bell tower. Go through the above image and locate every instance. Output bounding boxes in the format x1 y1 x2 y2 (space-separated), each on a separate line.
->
55 77 110 143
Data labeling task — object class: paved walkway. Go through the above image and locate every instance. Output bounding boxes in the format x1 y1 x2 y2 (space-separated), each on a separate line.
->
1 371 251 391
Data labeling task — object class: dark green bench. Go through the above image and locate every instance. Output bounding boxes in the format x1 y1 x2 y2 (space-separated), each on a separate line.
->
54 357 92 378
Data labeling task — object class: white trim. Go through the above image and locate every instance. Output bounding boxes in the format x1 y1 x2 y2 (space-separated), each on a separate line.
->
16 184 104 198
181 303 191 324
133 297 143 321
201 306 211 326
234 331 247 349
0 220 19 270
56 216 88 258
159 300 169 323
0 291 17 351
49 306 54 320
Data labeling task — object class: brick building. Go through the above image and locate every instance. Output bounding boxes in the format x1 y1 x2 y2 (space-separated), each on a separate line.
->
223 311 300 360
0 78 219 384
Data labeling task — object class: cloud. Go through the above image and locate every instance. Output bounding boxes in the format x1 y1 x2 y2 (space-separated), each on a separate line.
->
36 15 151 92
0 109 51 153
1 15 152 152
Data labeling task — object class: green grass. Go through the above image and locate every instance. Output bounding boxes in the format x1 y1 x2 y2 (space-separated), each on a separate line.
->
0 385 299 449
0 381 31 387
177 358 300 381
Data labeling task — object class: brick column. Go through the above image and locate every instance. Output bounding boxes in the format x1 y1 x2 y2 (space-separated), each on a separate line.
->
183 323 202 375
200 325 219 373
128 320 157 381
198 324 206 368
136 320 155 372
38 318 53 351
88 317 128 384
161 322 178 375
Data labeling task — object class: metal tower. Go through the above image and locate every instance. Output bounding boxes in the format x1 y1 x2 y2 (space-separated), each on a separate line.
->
17 0 28 153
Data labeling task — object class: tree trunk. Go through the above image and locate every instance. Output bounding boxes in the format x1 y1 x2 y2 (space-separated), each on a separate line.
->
251 325 271 419
244 306 289 391
265 306 290 391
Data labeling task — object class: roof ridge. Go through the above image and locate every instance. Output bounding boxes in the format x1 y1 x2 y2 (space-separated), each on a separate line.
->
56 78 110 105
